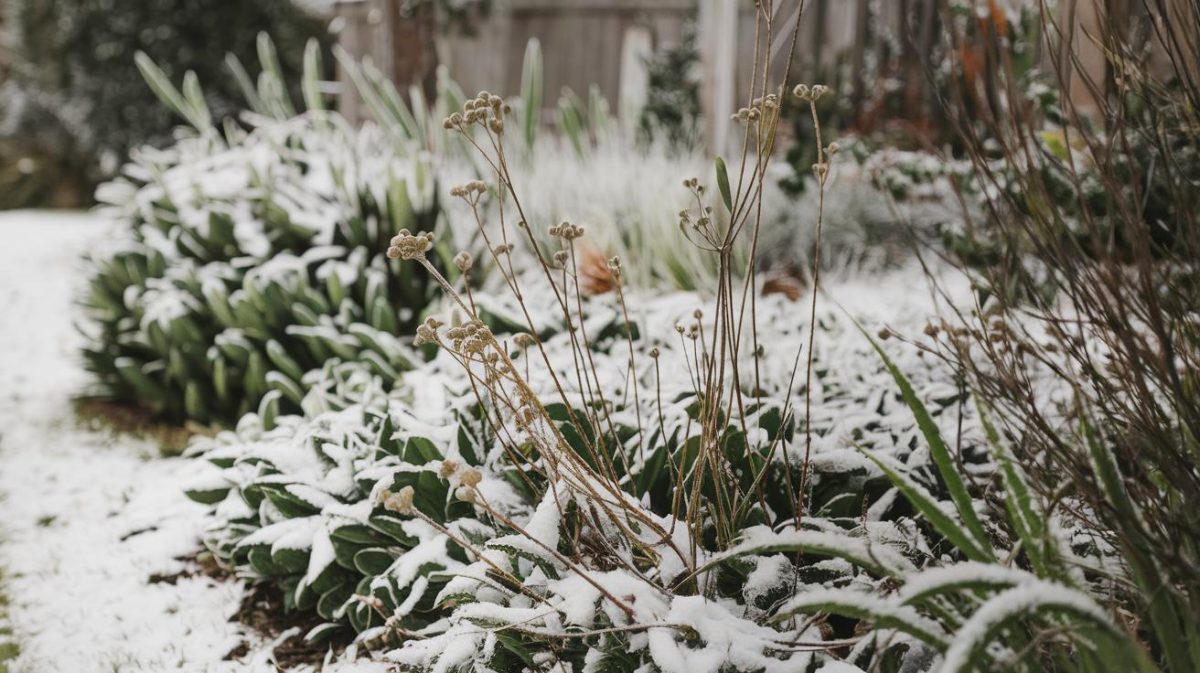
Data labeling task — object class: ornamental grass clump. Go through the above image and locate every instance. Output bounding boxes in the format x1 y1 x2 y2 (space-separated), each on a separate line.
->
932 1 1200 670
80 40 453 424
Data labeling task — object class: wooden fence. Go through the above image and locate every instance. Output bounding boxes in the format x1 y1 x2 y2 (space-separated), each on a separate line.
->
441 0 692 115
329 0 1132 150
331 0 946 148
696 0 942 151
332 0 692 126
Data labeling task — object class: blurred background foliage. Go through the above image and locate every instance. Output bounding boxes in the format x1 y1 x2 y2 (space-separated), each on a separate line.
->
0 0 331 209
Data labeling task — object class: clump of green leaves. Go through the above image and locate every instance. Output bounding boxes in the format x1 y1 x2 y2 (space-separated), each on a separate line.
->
80 45 450 423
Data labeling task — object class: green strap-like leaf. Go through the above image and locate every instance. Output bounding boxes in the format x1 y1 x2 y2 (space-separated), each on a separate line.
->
858 322 994 559
302 38 325 113
940 582 1135 673
715 156 733 213
521 39 543 149
695 527 915 580
858 449 994 563
773 589 949 651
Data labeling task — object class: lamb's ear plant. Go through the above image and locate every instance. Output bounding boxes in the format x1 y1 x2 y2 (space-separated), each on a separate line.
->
185 363 510 639
81 42 454 423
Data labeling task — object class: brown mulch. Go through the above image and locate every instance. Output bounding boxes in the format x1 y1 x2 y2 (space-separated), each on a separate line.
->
148 552 355 669
147 551 229 586
74 398 208 455
228 581 355 669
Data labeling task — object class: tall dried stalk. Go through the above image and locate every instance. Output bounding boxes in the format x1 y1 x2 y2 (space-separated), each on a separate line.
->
382 0 839 607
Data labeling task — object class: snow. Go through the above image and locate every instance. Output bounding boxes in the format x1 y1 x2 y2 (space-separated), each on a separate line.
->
0 211 268 672
647 595 815 673
898 562 1037 604
711 526 917 578
939 581 1115 673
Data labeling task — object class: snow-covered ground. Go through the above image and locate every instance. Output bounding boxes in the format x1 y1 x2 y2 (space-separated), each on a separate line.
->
0 211 271 672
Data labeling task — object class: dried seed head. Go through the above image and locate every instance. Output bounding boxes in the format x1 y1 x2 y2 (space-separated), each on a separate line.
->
387 229 435 260
454 250 474 272
382 486 415 515
459 468 482 488
454 486 476 503
439 459 460 479
413 316 443 347
549 221 585 241
794 83 831 101
606 255 622 278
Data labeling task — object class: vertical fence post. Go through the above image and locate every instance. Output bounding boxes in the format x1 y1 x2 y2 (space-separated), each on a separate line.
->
849 0 870 119
698 0 737 153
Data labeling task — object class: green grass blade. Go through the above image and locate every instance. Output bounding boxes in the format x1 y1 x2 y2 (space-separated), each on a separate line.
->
858 323 993 559
773 589 949 650
225 53 265 114
302 38 325 113
976 403 1059 580
521 38 542 149
256 32 295 118
859 449 993 563
1083 412 1191 673
135 52 210 133
940 582 1138 673
696 527 915 579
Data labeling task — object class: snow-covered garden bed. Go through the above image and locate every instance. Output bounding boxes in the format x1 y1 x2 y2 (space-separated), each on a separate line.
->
0 208 982 672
